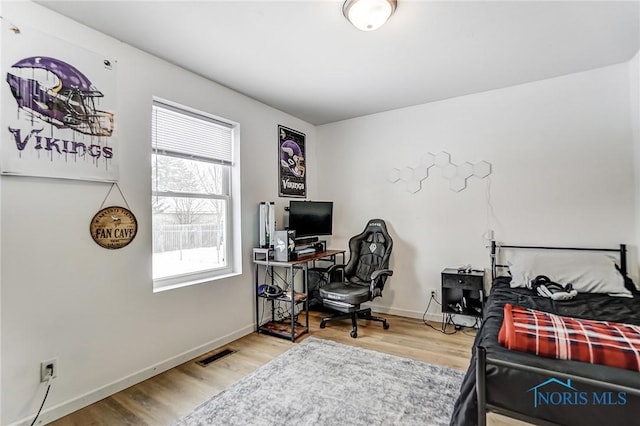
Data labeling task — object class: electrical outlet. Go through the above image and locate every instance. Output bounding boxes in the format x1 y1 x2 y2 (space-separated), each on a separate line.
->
40 358 58 382
431 290 437 299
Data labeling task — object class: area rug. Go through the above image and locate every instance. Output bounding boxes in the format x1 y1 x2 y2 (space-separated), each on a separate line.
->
173 337 465 426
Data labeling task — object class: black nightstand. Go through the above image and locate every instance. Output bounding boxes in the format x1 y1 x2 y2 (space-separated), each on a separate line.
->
441 268 485 319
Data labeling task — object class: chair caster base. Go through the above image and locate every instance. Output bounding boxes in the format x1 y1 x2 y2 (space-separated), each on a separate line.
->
319 309 389 338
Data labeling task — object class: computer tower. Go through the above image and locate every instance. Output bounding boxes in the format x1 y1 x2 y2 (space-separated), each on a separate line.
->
273 230 295 261
259 202 275 248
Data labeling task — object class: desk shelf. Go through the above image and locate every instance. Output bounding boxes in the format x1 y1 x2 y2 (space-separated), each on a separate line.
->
259 320 308 341
257 291 307 304
254 249 345 342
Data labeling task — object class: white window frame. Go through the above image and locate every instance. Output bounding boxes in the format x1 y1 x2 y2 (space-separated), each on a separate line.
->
152 98 241 292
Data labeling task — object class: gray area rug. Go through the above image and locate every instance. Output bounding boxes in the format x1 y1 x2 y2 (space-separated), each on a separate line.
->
173 337 465 426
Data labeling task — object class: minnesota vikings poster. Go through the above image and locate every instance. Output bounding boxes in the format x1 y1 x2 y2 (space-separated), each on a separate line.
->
278 125 306 197
1 21 118 181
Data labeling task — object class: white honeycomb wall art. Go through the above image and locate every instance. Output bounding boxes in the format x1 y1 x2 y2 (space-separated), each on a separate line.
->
387 151 492 193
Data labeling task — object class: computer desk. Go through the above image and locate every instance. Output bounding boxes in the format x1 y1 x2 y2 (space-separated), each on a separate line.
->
253 249 345 341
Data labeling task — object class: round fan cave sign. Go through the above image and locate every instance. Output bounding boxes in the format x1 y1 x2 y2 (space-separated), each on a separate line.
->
90 206 138 249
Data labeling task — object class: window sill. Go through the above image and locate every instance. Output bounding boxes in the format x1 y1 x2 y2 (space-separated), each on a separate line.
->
153 271 241 293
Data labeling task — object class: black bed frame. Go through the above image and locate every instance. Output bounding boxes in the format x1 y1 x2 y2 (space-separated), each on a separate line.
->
476 241 640 426
490 241 627 281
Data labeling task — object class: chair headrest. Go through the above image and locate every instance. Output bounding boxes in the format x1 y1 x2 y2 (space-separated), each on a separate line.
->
362 219 389 236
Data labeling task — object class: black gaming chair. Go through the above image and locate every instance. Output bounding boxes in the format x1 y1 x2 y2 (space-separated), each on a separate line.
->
319 219 393 338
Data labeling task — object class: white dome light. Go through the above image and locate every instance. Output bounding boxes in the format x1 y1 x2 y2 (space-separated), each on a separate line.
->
343 0 397 32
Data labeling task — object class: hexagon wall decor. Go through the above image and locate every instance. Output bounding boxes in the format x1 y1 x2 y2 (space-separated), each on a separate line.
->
387 151 492 193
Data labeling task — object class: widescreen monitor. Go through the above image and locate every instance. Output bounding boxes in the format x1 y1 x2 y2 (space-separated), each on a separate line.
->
288 201 333 238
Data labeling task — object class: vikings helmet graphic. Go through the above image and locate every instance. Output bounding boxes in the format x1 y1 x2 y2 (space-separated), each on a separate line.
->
6 56 114 137
280 140 305 178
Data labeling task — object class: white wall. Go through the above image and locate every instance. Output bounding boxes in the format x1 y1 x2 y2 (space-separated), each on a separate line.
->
0 3 4 424
0 2 316 425
631 51 640 273
317 63 636 320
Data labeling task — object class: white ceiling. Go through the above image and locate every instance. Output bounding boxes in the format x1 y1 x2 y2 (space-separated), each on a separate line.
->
36 1 640 125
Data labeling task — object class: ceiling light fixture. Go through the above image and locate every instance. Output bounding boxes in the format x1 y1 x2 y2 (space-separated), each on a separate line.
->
343 0 397 32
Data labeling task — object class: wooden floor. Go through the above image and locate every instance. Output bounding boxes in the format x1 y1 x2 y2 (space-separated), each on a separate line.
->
51 311 527 426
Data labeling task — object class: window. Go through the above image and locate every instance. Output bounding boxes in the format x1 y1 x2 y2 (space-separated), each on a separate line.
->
152 100 239 290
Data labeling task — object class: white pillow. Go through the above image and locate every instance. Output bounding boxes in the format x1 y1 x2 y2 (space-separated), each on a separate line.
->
508 252 631 297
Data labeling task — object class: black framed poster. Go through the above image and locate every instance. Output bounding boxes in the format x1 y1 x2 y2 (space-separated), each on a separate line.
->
278 125 306 197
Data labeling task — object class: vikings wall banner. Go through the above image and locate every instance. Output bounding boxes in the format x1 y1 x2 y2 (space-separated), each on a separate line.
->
1 21 118 182
278 125 306 198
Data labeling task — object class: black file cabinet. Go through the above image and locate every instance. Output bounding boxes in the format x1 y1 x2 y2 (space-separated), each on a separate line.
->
441 268 485 318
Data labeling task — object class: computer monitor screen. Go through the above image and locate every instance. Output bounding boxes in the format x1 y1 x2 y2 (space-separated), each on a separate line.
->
288 201 333 238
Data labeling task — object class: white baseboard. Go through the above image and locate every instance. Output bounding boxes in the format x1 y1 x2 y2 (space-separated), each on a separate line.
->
367 303 442 323
11 324 256 426
367 303 479 327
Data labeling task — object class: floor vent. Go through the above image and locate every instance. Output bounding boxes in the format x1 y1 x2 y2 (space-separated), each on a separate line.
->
196 348 236 367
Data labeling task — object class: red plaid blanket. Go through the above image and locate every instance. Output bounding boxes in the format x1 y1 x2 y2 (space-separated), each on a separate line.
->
498 304 640 372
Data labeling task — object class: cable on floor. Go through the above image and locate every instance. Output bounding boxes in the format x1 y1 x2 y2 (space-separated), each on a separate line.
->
422 294 458 335
422 294 482 335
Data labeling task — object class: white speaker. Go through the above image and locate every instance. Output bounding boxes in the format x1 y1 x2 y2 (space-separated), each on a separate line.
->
259 202 275 248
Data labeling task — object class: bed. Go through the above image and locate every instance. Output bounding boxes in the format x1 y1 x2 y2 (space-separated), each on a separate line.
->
450 242 640 426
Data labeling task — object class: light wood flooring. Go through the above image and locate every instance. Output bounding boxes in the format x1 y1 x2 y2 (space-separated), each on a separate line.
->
50 311 526 426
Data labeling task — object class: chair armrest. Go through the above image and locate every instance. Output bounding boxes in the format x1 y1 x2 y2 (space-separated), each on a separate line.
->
370 269 393 297
371 269 393 281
